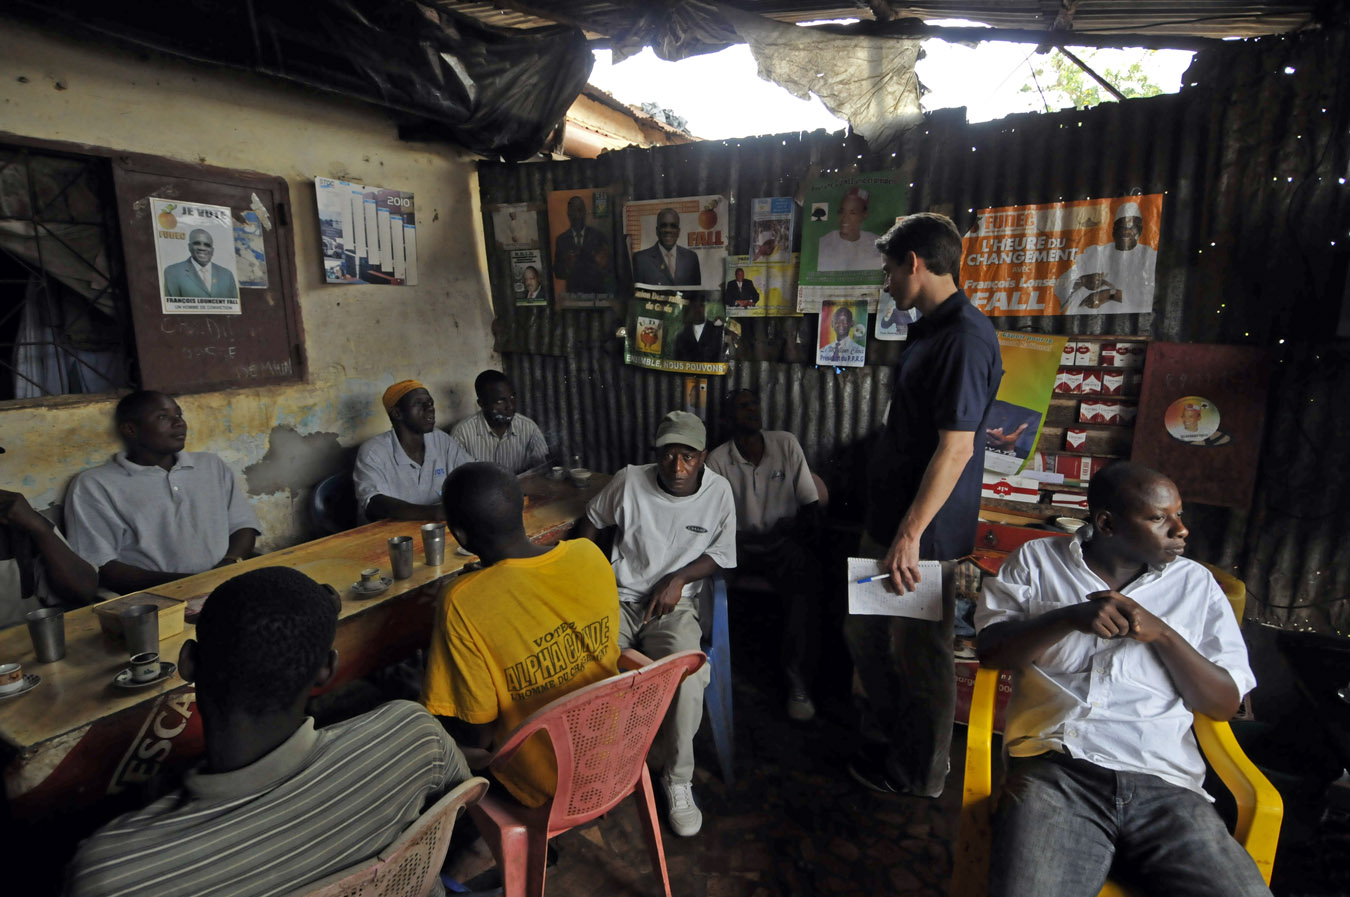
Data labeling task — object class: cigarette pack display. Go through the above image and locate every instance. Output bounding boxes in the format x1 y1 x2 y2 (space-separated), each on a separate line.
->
1062 371 1083 394
1050 491 1090 510
1053 454 1107 482
1061 341 1078 367
1102 372 1125 395
1115 342 1146 368
1074 341 1100 366
1054 370 1073 393
1065 429 1088 452
981 473 1041 503
1081 371 1104 394
1079 401 1108 424
1116 403 1137 425
1100 342 1118 367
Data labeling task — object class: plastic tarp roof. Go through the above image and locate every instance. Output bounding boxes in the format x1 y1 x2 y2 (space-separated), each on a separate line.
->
3 0 594 161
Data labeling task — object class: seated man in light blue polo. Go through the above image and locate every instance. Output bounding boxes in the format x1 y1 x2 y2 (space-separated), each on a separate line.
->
354 379 473 522
66 391 260 595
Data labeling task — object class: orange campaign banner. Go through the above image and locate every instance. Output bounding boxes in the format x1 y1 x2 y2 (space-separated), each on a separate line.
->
960 194 1163 317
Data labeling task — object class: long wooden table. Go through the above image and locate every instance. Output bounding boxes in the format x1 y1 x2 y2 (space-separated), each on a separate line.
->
0 473 605 819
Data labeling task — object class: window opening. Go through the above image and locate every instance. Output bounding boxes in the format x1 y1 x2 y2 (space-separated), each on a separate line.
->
0 144 134 401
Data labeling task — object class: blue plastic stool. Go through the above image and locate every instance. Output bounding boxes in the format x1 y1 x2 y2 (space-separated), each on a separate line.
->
702 573 735 785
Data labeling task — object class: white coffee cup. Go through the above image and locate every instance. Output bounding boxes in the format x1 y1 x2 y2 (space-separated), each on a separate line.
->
130 651 161 683
0 662 23 694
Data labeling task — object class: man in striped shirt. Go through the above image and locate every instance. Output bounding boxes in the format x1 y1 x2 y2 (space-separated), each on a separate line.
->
66 567 470 897
451 370 549 474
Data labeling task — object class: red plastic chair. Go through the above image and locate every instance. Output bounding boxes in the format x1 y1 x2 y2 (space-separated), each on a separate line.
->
468 649 707 897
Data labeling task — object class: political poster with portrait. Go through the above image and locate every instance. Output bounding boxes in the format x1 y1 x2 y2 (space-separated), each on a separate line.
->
624 289 735 376
546 188 617 308
623 196 729 293
961 194 1163 317
816 298 868 367
722 254 800 318
798 171 906 310
749 196 794 263
875 293 918 340
983 331 1070 474
150 198 241 315
487 202 548 308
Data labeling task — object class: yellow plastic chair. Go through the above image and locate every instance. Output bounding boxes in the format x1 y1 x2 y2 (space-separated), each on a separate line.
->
953 571 1281 897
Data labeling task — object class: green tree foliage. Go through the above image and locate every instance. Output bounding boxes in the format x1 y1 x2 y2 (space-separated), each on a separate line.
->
1022 49 1165 111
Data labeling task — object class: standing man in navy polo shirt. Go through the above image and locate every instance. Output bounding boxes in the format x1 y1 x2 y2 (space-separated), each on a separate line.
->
846 213 1002 797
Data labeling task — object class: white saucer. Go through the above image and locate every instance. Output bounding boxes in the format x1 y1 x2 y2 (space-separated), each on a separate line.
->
113 662 178 690
351 576 393 596
0 674 40 700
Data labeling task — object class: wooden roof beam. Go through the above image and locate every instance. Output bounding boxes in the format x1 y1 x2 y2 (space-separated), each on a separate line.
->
586 19 1239 53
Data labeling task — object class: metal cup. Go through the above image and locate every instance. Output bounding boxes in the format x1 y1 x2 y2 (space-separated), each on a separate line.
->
130 651 161 683
120 604 160 656
25 608 66 663
388 536 415 580
421 523 446 567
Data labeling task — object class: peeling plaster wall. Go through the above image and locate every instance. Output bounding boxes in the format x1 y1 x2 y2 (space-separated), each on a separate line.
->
0 21 498 549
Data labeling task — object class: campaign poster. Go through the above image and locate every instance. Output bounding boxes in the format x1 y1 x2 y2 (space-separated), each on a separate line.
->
150 198 241 315
488 202 548 307
749 196 794 262
984 331 1070 474
490 202 540 249
723 254 800 318
961 194 1163 317
799 171 906 310
546 188 617 308
624 195 729 293
816 298 868 367
624 290 734 376
875 292 918 340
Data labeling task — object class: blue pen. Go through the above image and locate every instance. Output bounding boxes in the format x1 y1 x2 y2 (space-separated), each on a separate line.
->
855 573 890 584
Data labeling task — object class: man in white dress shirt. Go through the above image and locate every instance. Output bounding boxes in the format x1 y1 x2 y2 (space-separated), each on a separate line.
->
975 462 1270 897
354 380 472 522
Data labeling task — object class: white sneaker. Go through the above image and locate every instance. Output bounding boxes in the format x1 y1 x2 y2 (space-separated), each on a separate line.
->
786 684 816 721
661 775 702 837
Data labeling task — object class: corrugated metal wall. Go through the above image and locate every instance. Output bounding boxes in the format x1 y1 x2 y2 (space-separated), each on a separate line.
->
478 28 1350 633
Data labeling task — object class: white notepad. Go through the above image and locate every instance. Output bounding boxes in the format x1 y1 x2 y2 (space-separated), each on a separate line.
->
846 557 943 620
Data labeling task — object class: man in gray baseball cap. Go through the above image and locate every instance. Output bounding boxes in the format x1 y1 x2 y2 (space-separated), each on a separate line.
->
576 410 737 837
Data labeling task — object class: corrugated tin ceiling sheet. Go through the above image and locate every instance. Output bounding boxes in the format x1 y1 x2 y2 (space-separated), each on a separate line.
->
441 1 1319 39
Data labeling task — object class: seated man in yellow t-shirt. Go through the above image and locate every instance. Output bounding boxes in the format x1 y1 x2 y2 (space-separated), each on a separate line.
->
420 462 621 807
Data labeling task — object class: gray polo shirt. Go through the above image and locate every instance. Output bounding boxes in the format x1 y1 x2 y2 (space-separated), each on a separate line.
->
450 412 549 474
66 451 261 575
706 430 818 535
353 429 472 520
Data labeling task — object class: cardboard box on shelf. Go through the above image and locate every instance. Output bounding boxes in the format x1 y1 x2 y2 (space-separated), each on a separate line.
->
1065 428 1088 452
982 472 1042 504
1074 341 1101 366
1102 371 1125 395
1061 341 1078 367
1081 371 1104 394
